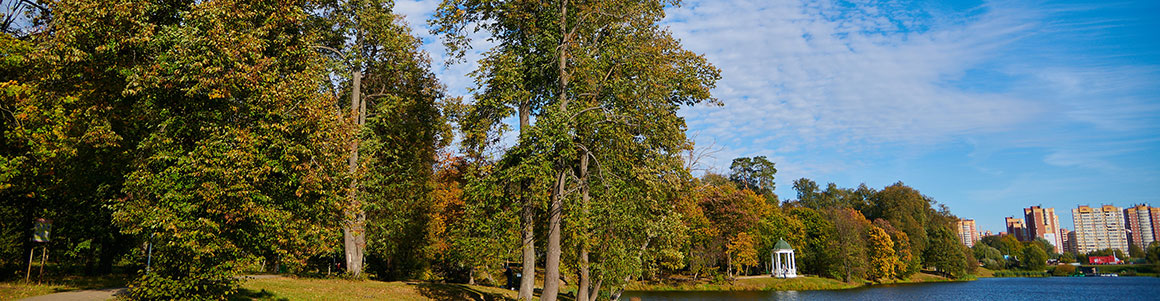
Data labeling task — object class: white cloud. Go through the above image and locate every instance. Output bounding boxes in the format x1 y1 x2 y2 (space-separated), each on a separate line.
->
670 0 1046 157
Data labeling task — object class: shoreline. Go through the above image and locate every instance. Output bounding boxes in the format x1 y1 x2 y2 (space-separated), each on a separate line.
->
623 272 971 292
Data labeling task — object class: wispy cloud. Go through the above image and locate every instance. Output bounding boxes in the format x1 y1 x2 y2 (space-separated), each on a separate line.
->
669 0 1045 155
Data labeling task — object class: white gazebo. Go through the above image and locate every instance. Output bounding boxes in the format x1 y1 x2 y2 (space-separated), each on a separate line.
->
771 239 797 278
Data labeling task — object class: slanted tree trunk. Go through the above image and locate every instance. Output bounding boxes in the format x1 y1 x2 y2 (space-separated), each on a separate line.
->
343 70 366 277
517 102 536 301
543 169 566 301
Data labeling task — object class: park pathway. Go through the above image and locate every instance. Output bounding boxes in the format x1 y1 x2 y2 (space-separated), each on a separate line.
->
17 287 125 301
16 275 280 301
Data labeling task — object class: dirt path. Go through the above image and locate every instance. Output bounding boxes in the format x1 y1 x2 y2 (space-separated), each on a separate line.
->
17 287 126 301
16 275 281 301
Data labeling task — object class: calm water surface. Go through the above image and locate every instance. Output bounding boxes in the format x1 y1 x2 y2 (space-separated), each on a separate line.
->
622 277 1160 301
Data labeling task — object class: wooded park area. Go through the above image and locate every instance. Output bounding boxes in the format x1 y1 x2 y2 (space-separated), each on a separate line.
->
1 0 978 300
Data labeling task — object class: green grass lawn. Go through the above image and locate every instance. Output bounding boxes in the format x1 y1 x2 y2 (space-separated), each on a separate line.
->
235 277 518 301
624 275 858 291
0 274 129 301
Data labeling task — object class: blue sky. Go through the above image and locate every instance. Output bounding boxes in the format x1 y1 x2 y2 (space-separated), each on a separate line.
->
394 0 1160 233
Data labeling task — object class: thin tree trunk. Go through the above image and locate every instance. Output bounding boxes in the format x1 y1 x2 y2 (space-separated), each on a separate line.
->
577 153 591 301
343 70 365 277
517 102 536 301
589 277 602 301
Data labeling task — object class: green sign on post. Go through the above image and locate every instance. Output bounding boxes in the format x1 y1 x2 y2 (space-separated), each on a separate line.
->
33 218 51 243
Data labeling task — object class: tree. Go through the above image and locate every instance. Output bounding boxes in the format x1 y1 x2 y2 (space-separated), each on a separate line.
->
923 226 967 279
996 235 1024 258
972 244 1003 270
1033 237 1056 256
727 232 758 278
1146 241 1160 266
433 1 720 300
95 0 349 297
865 183 931 258
829 208 869 282
793 178 822 208
1129 244 1145 259
789 207 836 277
1022 244 1048 271
866 225 897 282
1060 251 1076 264
307 0 453 278
728 156 777 203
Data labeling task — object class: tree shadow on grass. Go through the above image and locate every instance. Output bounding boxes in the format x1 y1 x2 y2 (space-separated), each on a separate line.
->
229 288 289 301
413 283 516 301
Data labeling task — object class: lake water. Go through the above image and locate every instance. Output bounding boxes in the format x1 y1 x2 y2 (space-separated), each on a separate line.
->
622 277 1160 301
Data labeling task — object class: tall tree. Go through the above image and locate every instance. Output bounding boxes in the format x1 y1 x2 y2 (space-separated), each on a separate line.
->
866 225 897 282
1022 243 1048 271
828 208 869 282
728 156 777 203
308 0 451 277
433 1 719 299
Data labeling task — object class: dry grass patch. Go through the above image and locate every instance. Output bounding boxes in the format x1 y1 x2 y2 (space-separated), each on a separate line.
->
236 277 516 301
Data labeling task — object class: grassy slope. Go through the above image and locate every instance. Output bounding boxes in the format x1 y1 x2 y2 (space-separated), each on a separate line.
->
624 276 858 292
236 277 518 301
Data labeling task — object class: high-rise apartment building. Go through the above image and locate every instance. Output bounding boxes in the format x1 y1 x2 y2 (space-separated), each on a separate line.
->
1124 204 1158 251
1072 205 1129 254
1005 217 1028 241
956 219 978 247
1024 206 1062 253
1060 228 1077 254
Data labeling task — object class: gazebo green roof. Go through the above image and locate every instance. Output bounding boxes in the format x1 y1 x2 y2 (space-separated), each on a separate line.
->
773 239 793 250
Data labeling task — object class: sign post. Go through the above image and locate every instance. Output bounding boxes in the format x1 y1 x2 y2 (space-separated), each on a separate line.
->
26 218 51 282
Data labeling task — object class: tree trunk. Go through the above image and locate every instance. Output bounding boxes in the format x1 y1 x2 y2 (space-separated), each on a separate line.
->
517 102 536 301
577 153 591 301
588 277 602 301
542 170 565 301
343 70 365 277
542 2 570 299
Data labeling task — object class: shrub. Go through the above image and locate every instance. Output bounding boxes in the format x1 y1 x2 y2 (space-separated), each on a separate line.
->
1052 265 1076 276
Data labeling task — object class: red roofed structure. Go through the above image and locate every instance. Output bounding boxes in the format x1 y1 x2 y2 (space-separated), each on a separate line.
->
1088 255 1120 265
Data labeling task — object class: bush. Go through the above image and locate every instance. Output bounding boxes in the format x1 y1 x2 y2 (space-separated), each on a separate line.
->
993 270 1050 277
1052 265 1076 276
127 270 239 300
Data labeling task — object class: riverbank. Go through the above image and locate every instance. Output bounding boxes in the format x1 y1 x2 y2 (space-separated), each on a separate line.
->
623 271 970 292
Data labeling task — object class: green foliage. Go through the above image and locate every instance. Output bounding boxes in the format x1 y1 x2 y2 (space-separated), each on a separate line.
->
789 207 836 277
828 208 869 282
972 244 1004 270
1128 244 1144 259
1022 244 1048 271
1059 252 1076 264
728 156 777 203
1052 264 1077 276
992 270 1050 277
1145 241 1160 266
923 226 967 279
1032 238 1056 256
